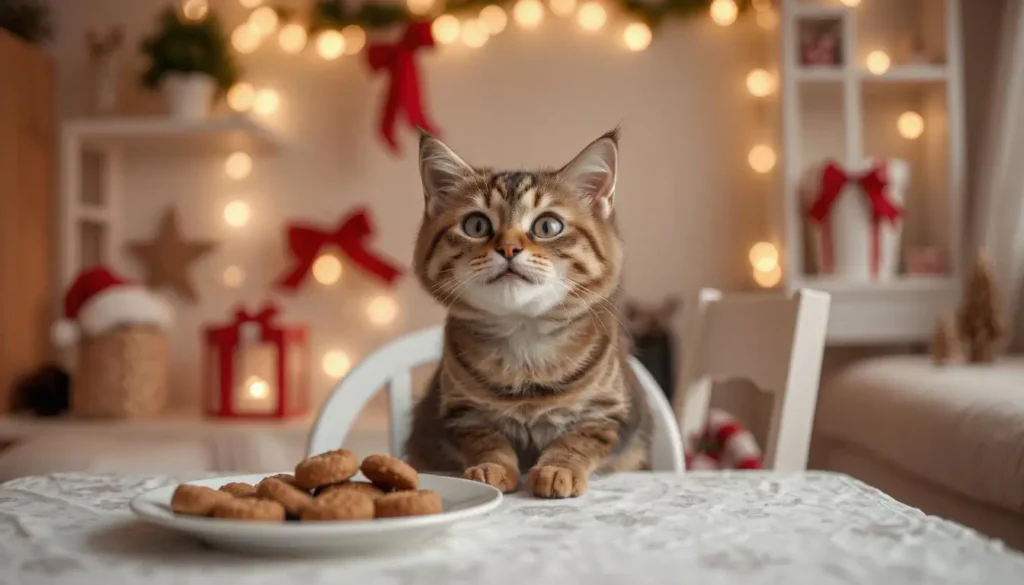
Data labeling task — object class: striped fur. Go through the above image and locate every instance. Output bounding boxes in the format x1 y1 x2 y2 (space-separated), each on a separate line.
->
405 129 652 498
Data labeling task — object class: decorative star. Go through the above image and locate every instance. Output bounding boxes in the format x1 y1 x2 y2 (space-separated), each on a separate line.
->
127 207 217 303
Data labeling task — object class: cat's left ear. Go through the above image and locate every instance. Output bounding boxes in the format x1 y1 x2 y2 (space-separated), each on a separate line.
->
558 128 619 218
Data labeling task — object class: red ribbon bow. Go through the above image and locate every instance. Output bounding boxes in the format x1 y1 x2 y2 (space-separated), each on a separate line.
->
366 21 440 154
275 208 402 291
806 160 903 275
232 304 280 342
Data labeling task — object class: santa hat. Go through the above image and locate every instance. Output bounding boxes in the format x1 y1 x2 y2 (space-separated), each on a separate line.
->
51 266 174 347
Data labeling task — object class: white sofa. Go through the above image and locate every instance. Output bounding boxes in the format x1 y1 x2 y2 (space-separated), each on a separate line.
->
811 355 1024 551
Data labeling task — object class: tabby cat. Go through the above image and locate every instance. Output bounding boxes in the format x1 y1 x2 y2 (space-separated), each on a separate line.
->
405 129 652 499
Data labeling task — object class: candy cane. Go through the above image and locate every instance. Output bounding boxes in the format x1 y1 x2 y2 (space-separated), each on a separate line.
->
684 408 763 470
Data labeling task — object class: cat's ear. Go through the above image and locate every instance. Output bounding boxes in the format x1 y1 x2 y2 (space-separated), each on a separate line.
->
558 128 619 218
419 132 473 216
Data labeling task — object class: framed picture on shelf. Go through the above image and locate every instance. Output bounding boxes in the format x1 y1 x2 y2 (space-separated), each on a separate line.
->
798 18 844 67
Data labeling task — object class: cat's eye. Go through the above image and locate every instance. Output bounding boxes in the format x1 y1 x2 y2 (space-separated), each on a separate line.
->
531 215 564 239
461 213 493 239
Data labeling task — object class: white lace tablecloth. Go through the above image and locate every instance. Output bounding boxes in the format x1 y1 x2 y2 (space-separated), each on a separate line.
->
1 471 1022 585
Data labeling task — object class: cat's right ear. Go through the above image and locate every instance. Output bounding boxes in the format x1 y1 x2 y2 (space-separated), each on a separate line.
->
418 133 472 216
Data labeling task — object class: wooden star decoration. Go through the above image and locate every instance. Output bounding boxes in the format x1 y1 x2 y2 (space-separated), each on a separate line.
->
127 207 217 303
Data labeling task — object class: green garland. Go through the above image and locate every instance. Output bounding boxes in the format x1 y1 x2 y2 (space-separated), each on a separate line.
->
303 0 755 34
140 7 240 94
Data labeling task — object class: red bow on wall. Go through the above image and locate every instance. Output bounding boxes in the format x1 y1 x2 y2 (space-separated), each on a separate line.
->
806 160 903 275
366 21 440 154
275 208 402 291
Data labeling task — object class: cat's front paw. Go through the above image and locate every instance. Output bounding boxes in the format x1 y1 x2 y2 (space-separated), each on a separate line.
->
528 465 587 498
464 463 520 493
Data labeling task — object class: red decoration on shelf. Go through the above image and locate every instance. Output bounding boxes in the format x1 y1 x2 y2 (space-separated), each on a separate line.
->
203 302 310 419
276 207 402 291
806 160 903 275
366 21 439 154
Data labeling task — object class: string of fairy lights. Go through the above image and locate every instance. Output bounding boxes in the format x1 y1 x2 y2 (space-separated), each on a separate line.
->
180 0 931 375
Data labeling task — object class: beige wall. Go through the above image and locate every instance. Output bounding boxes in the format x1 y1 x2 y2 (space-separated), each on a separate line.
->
46 0 770 409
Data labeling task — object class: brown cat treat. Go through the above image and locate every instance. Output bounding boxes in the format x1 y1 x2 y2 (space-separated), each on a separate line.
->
294 449 358 490
404 129 652 499
374 490 443 518
300 490 374 521
211 498 286 522
258 473 299 489
317 481 386 500
170 484 232 516
256 478 314 516
218 482 257 498
360 454 419 491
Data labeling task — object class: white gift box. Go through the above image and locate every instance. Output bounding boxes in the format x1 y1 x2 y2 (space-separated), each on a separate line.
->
799 158 909 281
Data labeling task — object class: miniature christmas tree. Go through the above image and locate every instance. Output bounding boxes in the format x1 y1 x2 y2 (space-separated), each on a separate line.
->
957 251 1005 363
930 312 959 365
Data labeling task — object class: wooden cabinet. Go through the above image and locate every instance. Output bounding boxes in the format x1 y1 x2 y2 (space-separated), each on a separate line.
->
0 31 56 412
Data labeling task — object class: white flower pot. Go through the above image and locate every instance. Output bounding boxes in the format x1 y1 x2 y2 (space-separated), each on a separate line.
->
161 73 216 121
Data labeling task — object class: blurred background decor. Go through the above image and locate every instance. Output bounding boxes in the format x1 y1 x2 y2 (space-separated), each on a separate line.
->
625 296 680 401
0 0 50 44
85 26 126 115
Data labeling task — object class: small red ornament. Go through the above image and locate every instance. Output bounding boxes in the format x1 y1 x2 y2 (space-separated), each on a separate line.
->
202 302 310 419
275 207 403 292
366 21 440 154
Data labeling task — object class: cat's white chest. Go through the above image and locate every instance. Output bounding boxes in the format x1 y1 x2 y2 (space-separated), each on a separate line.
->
500 322 561 370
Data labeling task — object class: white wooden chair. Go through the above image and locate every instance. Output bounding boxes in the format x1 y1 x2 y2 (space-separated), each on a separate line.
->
675 288 831 471
307 325 685 472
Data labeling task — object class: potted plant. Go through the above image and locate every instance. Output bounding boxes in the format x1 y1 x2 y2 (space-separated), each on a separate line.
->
139 7 239 120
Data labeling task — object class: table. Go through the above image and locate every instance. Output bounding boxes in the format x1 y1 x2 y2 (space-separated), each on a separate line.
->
1 471 1022 584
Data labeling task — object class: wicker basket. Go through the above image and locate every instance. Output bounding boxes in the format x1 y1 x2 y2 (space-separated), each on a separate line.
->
73 325 169 418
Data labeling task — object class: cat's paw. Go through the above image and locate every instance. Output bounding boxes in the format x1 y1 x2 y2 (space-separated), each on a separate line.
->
464 463 519 493
528 465 587 499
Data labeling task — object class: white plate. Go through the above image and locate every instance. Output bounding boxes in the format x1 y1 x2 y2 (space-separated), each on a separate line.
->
129 473 502 556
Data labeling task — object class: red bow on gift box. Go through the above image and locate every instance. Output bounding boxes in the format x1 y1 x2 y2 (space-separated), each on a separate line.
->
232 304 280 343
806 160 903 275
366 21 440 154
275 208 402 291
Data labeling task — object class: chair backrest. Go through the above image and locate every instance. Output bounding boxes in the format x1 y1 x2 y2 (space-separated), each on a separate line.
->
674 288 830 471
307 325 685 472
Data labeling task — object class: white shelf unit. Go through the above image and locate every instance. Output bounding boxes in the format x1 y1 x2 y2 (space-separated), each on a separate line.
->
58 115 284 292
779 0 966 345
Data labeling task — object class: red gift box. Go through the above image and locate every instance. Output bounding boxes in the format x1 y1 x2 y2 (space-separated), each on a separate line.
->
202 302 310 419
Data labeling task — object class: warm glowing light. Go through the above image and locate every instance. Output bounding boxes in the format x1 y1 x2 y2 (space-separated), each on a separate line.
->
709 0 738 26
623 22 652 52
239 0 262 7
898 111 925 139
514 0 545 29
253 88 280 115
748 242 780 272
312 254 343 285
746 69 776 97
480 5 508 34
406 0 435 16
222 266 245 288
748 144 777 173
753 265 782 288
181 0 208 21
461 19 490 48
316 30 345 59
342 25 367 54
245 376 270 399
278 23 307 53
756 9 778 30
224 151 252 180
840 0 861 6
751 0 771 10
577 2 607 31
322 350 352 378
227 82 256 112
549 0 576 17
432 15 461 45
866 50 891 75
249 7 279 36
224 200 251 228
367 296 398 326
232 24 261 54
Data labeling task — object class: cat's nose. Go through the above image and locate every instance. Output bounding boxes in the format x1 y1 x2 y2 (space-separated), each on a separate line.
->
497 244 523 259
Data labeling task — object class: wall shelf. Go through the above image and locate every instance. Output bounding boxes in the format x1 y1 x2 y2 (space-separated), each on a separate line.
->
779 0 966 345
63 114 284 157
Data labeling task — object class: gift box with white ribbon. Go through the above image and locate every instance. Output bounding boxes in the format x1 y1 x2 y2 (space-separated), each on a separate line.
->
798 158 909 280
